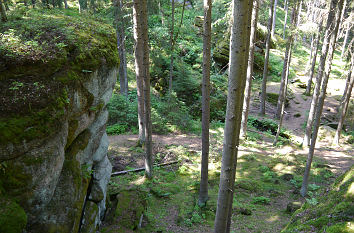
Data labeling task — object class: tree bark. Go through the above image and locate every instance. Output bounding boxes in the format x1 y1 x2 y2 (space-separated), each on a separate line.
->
301 0 344 197
260 0 275 115
341 24 351 59
0 0 7 22
213 1 252 232
305 34 314 73
283 0 288 39
198 0 212 207
274 50 292 145
141 0 153 179
241 0 259 138
303 0 338 147
333 54 354 145
63 0 67 8
271 0 278 37
133 0 146 144
305 26 322 95
169 0 175 95
276 5 298 119
115 0 129 99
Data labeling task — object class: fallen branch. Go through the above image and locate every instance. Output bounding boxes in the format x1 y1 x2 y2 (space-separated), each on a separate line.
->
111 161 179 177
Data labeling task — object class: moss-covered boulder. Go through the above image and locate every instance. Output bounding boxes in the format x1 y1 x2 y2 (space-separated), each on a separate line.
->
106 189 148 230
212 23 276 70
0 8 118 232
282 166 354 232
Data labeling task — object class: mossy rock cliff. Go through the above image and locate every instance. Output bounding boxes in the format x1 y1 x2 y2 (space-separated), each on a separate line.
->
0 8 118 148
0 8 118 233
282 165 354 233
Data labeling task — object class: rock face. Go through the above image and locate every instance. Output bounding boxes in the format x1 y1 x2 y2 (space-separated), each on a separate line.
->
0 67 117 233
0 9 119 233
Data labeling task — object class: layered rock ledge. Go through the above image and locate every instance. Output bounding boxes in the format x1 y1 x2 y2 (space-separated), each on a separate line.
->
0 9 118 232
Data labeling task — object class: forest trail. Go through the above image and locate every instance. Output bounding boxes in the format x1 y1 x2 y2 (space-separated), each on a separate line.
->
108 70 354 174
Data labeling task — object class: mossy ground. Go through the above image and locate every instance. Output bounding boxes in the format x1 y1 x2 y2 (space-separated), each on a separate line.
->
104 120 338 232
282 166 354 233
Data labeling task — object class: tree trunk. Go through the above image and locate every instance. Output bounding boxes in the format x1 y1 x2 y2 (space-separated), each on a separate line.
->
169 0 175 95
115 0 129 99
141 0 153 179
341 24 351 59
213 1 252 232
305 26 322 95
274 50 292 145
63 0 67 8
303 0 338 147
283 0 288 39
276 5 298 119
271 0 278 37
198 0 212 207
333 55 354 145
133 0 146 144
301 0 344 197
305 34 314 73
260 0 275 115
241 0 259 138
0 0 7 22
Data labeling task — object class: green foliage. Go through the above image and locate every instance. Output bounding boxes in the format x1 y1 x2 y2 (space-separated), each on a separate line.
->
251 196 270 205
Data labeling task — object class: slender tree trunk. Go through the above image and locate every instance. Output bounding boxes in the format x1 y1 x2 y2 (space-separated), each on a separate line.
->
276 6 297 119
241 0 259 138
333 55 354 145
341 24 351 59
199 0 212 207
115 0 129 99
301 0 344 197
226 2 254 230
283 0 288 39
0 0 7 22
274 50 292 145
260 0 275 115
63 0 67 8
303 0 338 147
140 0 153 179
305 26 322 95
214 1 252 232
271 0 278 37
296 0 302 27
305 34 314 73
3 0 8 10
169 0 175 95
133 0 146 144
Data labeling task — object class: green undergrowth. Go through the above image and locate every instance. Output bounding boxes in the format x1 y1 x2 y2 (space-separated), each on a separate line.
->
107 91 201 135
282 165 354 233
105 127 334 232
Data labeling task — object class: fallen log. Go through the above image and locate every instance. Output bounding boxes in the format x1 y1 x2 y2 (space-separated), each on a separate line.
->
111 161 179 177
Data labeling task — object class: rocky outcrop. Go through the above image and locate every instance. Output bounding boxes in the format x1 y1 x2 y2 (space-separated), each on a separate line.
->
0 9 118 233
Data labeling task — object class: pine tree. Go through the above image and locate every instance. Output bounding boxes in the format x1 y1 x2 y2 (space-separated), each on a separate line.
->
199 0 212 207
214 0 253 232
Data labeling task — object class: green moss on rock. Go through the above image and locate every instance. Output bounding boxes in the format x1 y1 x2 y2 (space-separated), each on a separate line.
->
282 165 354 233
0 197 27 233
0 8 118 146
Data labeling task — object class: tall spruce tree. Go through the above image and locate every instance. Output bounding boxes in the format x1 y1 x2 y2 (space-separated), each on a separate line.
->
214 0 253 232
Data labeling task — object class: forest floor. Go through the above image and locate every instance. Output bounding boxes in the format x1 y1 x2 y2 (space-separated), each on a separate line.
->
102 75 353 233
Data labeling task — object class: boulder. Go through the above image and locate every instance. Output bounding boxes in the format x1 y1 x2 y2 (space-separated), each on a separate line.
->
286 201 302 213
